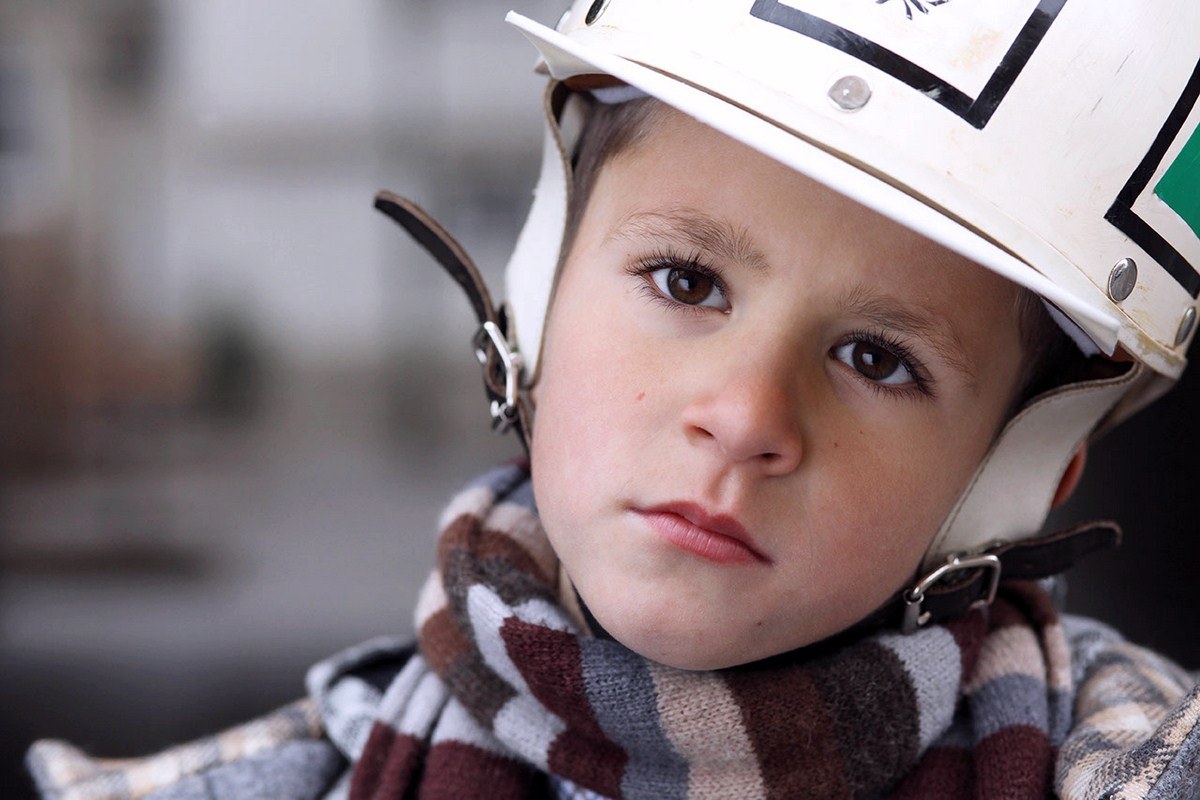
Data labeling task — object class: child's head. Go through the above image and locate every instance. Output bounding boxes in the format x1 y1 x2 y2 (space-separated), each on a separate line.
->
487 3 1198 668
533 102 1034 667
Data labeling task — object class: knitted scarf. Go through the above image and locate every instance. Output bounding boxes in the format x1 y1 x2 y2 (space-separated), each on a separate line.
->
344 462 1075 800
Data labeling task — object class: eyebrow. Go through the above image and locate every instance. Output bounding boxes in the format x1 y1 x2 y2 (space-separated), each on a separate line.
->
839 284 978 388
606 207 770 273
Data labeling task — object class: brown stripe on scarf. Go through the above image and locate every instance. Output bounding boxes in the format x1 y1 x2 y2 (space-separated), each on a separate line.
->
944 610 989 682
350 727 422 799
973 725 1053 800
501 617 628 798
421 607 517 726
422 741 543 800
350 723 544 800
889 744 974 798
440 524 558 610
724 659 851 798
419 606 473 674
807 641 922 796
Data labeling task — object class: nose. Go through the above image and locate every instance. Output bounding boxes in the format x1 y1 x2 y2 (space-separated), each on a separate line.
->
681 350 804 476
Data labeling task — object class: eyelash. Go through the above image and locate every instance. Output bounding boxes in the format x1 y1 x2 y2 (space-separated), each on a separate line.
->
837 329 936 400
625 248 729 316
624 248 936 400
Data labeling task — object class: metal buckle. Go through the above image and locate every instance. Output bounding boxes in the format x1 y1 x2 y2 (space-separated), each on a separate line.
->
901 553 1002 634
473 321 524 434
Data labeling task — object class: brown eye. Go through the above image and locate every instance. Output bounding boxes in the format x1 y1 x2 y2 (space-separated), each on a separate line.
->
851 342 900 381
831 340 916 387
667 268 714 304
647 266 729 310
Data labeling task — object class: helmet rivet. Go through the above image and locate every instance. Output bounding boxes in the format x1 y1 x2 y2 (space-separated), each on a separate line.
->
828 75 872 111
585 0 611 25
1107 258 1137 302
1176 306 1197 347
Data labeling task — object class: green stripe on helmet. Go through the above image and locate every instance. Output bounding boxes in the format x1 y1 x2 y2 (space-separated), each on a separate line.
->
1155 126 1200 238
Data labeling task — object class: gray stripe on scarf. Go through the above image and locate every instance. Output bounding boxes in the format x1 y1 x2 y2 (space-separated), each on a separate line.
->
579 636 689 799
1047 686 1074 745
877 628 961 752
969 674 1048 742
307 635 410 759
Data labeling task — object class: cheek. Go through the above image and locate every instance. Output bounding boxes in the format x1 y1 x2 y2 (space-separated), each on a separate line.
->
810 425 971 566
533 268 668 457
531 312 647 511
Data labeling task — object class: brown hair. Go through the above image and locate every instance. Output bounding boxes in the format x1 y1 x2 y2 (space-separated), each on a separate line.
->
559 95 670 266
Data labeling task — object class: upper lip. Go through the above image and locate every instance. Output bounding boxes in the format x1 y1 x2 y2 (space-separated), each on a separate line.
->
638 501 772 563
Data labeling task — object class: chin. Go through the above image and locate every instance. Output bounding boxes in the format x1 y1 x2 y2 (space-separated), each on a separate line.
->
614 628 741 671
588 597 784 671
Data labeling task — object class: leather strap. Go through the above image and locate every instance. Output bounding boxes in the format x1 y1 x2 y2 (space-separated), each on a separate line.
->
374 191 532 453
881 520 1121 633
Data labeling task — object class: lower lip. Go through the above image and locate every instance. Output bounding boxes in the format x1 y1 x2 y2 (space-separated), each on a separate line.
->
639 511 766 566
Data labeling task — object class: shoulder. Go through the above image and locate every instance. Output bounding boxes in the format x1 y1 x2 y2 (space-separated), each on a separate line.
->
26 636 418 800
1057 614 1200 799
27 699 344 800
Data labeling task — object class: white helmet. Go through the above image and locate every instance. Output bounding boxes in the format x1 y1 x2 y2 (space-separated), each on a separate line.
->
490 0 1199 588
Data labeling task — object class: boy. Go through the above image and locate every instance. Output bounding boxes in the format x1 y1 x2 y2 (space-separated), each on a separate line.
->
29 1 1200 798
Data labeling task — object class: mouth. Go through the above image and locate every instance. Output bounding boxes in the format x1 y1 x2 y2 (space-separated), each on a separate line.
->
635 502 772 566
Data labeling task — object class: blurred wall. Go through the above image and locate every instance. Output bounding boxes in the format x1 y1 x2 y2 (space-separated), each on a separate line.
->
1 1 553 795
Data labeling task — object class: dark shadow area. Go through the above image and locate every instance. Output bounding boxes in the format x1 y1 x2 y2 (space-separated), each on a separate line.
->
1050 355 1200 669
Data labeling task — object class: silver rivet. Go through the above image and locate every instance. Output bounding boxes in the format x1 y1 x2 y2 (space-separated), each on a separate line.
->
1176 306 1197 347
585 0 611 25
828 75 872 111
1108 258 1137 302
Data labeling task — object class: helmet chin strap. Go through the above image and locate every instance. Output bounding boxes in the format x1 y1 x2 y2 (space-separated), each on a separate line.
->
866 363 1143 634
924 363 1143 572
373 192 533 454
504 83 580 384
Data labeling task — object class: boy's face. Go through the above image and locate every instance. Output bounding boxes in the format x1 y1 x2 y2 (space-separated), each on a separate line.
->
531 107 1026 670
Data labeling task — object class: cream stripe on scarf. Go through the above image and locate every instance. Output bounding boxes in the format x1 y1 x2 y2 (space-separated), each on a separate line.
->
437 482 494 530
648 662 767 800
1044 620 1073 693
413 571 447 633
431 697 516 758
965 626 1047 692
468 583 566 768
385 662 448 736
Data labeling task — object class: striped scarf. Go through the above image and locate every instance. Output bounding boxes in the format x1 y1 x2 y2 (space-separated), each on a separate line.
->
345 462 1075 799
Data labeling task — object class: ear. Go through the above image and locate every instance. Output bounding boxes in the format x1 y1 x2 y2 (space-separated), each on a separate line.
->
1051 444 1088 509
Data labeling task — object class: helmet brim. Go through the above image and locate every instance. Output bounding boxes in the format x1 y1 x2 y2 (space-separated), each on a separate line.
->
506 11 1121 357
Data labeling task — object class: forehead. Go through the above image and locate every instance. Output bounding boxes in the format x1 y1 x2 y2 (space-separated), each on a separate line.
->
592 104 1023 305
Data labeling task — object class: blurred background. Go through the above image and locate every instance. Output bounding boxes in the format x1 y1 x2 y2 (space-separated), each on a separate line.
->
1 1 1197 796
